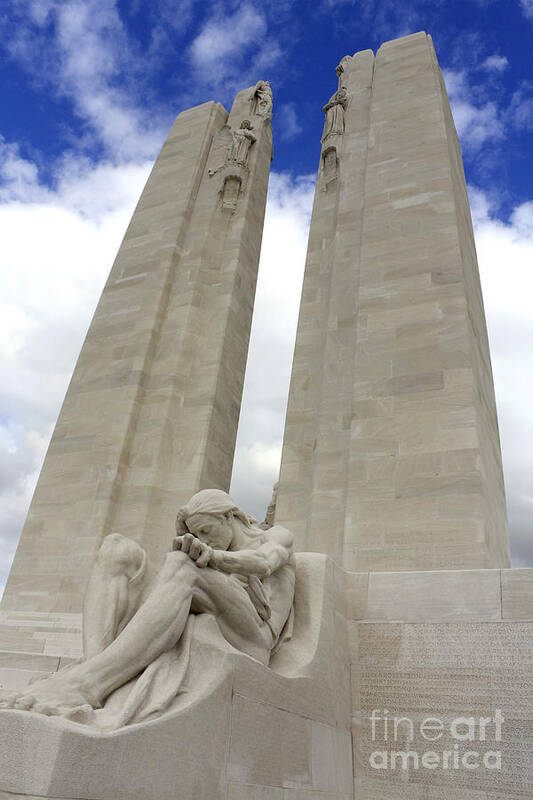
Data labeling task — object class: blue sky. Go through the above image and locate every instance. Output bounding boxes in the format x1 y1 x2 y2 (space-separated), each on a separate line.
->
0 0 532 588
1 0 532 205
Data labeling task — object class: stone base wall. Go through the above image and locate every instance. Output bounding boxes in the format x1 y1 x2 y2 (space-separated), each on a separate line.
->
349 567 533 799
0 611 81 691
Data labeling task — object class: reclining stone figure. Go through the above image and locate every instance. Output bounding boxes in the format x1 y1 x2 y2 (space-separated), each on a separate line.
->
1 489 295 721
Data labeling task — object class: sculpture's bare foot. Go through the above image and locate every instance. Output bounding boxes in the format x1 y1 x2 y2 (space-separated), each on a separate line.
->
0 671 98 721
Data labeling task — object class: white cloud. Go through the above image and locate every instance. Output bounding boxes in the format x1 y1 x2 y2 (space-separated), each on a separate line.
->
472 192 533 566
481 54 509 72
519 0 533 19
444 70 504 150
512 201 533 235
277 103 303 142
0 424 47 594
510 82 533 131
0 139 50 203
5 0 165 161
468 185 495 226
188 3 282 92
190 4 266 67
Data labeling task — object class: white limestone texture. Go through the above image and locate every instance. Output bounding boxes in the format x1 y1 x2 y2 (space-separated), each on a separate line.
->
275 32 509 572
2 85 273 618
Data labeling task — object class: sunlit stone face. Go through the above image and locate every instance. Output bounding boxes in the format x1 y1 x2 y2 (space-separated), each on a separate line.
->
185 513 233 550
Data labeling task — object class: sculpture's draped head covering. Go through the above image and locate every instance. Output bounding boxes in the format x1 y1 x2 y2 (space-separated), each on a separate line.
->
176 489 257 535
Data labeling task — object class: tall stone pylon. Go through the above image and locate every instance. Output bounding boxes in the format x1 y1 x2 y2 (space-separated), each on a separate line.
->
276 32 510 571
2 83 273 615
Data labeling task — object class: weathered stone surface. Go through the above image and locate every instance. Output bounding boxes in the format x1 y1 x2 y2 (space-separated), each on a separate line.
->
227 787 283 800
365 568 502 621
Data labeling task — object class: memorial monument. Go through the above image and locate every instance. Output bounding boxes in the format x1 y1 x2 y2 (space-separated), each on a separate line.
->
0 31 532 800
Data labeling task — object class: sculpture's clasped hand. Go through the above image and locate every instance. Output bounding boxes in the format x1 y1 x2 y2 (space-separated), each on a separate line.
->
172 533 213 568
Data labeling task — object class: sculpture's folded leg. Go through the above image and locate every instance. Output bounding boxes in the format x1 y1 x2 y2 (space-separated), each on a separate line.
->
97 613 196 729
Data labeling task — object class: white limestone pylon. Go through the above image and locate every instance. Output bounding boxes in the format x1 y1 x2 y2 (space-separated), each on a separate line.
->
275 32 510 572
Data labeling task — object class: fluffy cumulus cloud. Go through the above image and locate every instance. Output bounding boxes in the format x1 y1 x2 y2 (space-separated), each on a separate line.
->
188 3 282 91
4 0 165 161
0 140 49 204
519 0 533 20
481 54 509 72
444 69 504 150
0 142 151 593
470 191 533 566
190 3 266 66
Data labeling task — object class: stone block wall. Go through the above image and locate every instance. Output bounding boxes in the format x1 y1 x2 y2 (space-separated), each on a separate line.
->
349 567 533 799
0 611 81 689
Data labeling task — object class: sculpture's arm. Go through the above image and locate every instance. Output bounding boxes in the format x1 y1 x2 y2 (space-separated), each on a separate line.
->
211 525 293 577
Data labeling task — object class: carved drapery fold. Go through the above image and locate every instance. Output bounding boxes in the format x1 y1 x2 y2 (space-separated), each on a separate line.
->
321 86 348 144
228 119 257 167
249 80 273 119
208 120 258 212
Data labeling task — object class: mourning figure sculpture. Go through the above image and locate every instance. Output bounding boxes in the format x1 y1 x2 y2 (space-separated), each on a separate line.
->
1 490 295 722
